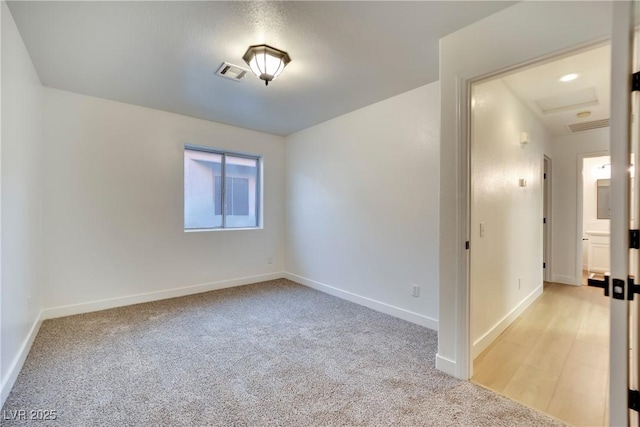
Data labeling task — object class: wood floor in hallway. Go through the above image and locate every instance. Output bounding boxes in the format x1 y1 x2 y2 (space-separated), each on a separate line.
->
472 281 609 426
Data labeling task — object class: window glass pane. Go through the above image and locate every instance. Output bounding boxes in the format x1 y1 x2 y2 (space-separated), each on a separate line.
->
225 177 233 216
184 149 223 229
225 155 258 228
233 178 249 215
214 175 223 216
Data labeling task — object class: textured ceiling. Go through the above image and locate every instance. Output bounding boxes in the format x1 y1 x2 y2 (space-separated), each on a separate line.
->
501 45 610 137
8 1 515 136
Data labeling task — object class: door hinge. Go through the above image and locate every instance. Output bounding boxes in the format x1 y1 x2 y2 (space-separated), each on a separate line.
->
590 274 640 300
628 276 640 301
612 277 638 300
465 241 470 250
543 218 547 224
612 278 626 300
633 72 640 92
630 229 640 249
630 389 640 412
543 262 546 268
587 273 610 297
544 173 547 179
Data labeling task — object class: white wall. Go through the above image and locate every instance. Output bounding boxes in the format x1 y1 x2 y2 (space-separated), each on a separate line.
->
1 2 44 403
41 88 285 315
470 79 550 357
439 1 612 378
551 128 609 285
285 83 440 329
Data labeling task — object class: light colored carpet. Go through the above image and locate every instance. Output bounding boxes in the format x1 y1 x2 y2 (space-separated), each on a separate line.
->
2 279 564 426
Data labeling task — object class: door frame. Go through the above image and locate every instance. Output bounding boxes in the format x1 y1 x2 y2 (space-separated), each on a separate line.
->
544 155 552 282
437 1 612 381
447 39 611 380
609 3 633 425
577 151 611 286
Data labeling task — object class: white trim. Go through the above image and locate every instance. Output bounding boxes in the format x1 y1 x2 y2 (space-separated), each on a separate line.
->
552 274 581 286
435 354 457 377
585 230 610 237
1 312 43 407
609 4 632 426
41 272 283 320
184 227 263 233
576 150 610 289
472 284 543 358
543 155 553 282
456 74 472 380
436 354 457 377
284 272 438 331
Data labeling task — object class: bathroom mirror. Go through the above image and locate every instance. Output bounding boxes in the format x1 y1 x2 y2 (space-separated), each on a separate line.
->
597 179 610 219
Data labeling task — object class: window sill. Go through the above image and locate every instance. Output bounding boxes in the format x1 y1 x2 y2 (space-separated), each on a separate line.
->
184 227 263 233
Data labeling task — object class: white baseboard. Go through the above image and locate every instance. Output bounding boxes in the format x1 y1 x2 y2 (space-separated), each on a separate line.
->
41 272 284 320
471 284 543 358
284 272 438 331
553 274 580 286
1 312 43 407
435 353 457 377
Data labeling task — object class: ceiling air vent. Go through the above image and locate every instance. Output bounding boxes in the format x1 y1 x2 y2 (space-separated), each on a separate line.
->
216 62 249 81
567 118 610 133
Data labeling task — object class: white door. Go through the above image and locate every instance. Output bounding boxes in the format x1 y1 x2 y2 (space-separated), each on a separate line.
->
609 2 640 425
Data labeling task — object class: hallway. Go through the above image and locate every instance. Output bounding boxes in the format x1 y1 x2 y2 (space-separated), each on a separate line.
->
472 282 609 426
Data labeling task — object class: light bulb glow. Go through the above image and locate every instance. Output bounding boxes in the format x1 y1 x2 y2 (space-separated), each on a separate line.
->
559 73 579 82
243 44 291 85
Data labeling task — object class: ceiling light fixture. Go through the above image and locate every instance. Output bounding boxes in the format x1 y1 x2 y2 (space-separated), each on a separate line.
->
242 44 291 86
577 111 591 118
559 73 579 82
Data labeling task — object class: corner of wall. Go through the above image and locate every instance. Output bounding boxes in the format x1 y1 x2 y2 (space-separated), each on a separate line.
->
284 272 439 331
435 353 457 377
0 312 43 406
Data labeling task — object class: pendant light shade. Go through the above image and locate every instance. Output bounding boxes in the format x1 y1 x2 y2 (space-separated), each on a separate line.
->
242 44 291 86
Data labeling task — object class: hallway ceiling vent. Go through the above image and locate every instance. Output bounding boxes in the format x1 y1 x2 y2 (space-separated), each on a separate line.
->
215 62 249 81
567 118 610 133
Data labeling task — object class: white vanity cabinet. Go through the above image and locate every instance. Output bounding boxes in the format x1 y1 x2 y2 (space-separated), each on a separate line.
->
586 230 610 274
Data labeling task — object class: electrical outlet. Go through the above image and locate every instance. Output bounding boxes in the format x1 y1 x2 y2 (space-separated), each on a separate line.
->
412 285 420 297
267 256 273 265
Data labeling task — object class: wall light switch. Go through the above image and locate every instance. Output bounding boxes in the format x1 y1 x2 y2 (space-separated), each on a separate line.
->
519 178 527 187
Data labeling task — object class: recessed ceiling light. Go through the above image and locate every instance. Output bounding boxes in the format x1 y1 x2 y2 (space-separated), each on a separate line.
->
559 73 579 82
577 111 591 118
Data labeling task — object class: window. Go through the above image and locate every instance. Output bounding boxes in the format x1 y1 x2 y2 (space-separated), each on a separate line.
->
214 177 249 216
184 145 260 230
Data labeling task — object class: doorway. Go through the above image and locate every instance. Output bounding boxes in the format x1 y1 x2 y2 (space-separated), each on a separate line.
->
469 44 611 426
544 155 551 282
580 154 611 285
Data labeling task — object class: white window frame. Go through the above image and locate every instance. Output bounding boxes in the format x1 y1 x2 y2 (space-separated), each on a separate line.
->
184 144 262 231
